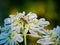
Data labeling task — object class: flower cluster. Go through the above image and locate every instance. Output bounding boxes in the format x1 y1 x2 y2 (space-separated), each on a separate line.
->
37 26 60 45
0 12 60 45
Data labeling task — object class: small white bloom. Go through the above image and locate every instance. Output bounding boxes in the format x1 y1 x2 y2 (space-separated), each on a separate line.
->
0 31 23 45
0 11 52 45
53 26 60 36
48 26 60 45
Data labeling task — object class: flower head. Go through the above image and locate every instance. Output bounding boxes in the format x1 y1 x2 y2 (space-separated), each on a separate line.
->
37 26 60 45
0 27 23 45
0 11 51 45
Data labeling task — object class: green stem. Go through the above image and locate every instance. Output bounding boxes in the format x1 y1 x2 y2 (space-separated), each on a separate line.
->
56 43 57 45
23 32 27 45
21 23 27 45
55 39 57 45
15 21 27 45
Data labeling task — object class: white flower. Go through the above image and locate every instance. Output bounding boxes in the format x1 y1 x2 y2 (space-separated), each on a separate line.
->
0 19 23 45
49 26 60 39
0 31 23 45
24 18 49 38
53 26 60 36
0 11 51 45
21 13 50 38
36 26 60 45
48 26 60 45
24 19 49 38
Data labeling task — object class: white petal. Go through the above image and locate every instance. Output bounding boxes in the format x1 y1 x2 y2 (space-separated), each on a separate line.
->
23 11 25 15
38 30 47 34
13 34 23 43
10 40 15 45
37 39 54 45
30 27 40 31
4 18 11 25
29 30 41 38
38 18 50 27
37 29 48 35
0 38 9 44
4 40 9 45
37 39 45 44
27 12 37 20
41 42 54 45
29 29 37 35
10 15 17 22
4 25 11 30
17 36 23 42
16 34 23 42
11 23 17 30
9 39 15 45
39 18 45 21
25 28 28 33
29 23 39 27
9 15 15 18
17 11 25 18
0 32 8 39
15 25 21 33
9 41 12 45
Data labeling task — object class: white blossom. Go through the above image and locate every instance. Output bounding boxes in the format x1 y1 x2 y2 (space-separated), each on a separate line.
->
48 26 60 45
0 11 53 45
53 26 60 36
0 30 23 45
37 26 60 45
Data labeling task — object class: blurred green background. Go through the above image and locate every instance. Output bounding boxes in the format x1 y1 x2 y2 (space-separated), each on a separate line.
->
0 0 60 28
0 0 60 45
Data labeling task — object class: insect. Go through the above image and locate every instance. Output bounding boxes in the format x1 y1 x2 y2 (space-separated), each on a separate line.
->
19 18 28 24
